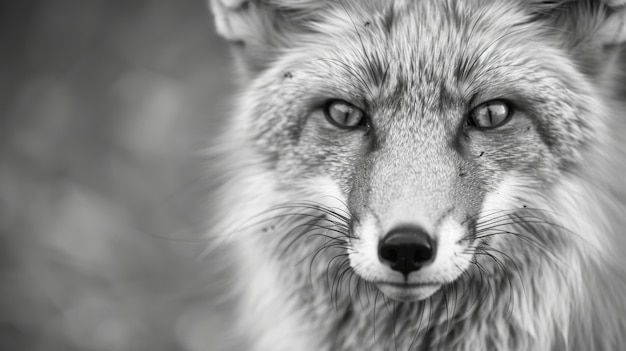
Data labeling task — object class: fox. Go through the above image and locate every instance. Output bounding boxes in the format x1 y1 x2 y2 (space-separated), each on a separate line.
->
206 0 626 350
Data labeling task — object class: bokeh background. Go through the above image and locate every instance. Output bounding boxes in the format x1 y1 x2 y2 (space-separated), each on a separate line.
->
0 1 235 350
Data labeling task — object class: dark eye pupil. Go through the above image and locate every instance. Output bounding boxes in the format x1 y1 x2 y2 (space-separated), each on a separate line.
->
325 100 365 128
331 104 353 124
470 100 510 128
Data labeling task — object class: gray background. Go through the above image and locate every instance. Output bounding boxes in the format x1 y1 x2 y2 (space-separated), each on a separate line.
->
0 1 235 350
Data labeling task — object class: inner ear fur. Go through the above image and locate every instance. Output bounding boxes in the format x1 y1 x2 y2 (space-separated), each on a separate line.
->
526 0 626 73
525 0 625 45
210 0 326 75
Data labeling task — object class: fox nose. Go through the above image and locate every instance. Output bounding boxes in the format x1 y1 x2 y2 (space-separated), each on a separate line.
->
378 226 436 276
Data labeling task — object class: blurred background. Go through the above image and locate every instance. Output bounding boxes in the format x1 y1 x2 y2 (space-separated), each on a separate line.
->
0 1 235 350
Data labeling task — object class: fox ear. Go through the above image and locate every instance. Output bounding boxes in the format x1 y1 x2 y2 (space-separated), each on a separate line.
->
575 0 626 48
528 0 626 74
599 2 626 47
527 0 626 45
209 0 325 77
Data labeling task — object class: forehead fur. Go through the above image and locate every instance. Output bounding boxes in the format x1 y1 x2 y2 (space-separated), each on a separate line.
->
235 0 604 176
266 1 591 133
286 0 548 96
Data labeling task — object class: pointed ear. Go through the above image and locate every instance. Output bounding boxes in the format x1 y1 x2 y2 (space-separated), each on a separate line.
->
583 0 626 48
527 0 626 75
525 0 626 47
209 0 325 77
598 2 626 47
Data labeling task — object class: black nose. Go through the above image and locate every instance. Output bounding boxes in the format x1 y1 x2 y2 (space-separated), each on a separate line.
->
378 226 436 276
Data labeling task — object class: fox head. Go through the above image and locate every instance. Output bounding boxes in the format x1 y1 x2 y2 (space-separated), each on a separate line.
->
211 0 626 305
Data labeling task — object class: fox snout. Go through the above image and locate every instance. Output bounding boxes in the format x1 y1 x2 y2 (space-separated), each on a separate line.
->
347 134 485 301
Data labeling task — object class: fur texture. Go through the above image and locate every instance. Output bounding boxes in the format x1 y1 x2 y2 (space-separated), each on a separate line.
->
207 0 626 350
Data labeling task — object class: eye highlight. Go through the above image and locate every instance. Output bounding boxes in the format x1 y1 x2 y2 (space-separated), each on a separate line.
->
468 100 512 129
324 100 367 129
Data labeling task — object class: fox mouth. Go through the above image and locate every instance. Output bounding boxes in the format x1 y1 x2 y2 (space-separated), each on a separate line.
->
375 281 443 302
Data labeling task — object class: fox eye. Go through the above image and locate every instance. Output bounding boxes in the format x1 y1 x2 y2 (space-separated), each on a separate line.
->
324 100 367 129
468 100 512 129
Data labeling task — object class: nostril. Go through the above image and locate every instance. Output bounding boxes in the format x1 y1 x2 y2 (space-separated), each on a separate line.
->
378 225 436 276
413 244 433 263
380 246 398 262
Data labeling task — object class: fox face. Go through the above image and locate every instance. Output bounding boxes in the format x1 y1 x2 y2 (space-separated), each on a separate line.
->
211 0 626 349
215 0 623 298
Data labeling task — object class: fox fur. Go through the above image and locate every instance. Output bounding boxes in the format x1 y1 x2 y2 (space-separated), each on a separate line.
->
207 0 626 350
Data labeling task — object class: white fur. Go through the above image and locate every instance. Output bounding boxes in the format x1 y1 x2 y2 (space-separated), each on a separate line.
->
349 214 471 288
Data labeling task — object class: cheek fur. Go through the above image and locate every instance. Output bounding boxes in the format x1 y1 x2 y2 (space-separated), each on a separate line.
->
460 118 559 189
276 113 373 192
